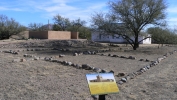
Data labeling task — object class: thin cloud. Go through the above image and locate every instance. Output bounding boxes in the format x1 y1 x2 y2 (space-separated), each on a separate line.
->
0 6 23 11
0 7 8 10
32 0 108 21
0 0 109 26
167 7 177 13
168 18 177 22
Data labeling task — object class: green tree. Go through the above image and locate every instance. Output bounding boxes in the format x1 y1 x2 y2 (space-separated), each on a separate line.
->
52 24 61 31
0 15 26 40
91 0 167 50
70 18 86 32
78 26 91 39
147 27 177 45
53 14 71 31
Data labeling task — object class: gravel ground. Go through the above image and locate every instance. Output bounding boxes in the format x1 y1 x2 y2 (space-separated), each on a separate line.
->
0 39 177 100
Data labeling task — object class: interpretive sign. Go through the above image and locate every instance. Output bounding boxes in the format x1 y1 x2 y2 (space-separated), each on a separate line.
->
86 73 119 95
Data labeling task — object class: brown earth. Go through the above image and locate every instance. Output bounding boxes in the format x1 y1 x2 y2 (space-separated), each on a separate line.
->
0 39 177 100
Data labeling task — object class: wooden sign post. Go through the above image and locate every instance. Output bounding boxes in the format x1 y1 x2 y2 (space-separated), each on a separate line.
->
86 73 119 100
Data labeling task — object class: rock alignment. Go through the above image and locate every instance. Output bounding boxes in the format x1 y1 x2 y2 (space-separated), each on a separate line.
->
3 47 176 86
117 50 177 85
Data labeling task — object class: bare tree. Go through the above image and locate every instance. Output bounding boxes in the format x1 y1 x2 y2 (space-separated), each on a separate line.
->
91 0 167 50
53 14 71 31
28 23 45 31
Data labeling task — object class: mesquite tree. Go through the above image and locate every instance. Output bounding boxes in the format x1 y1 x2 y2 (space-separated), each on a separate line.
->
0 15 26 40
91 0 167 50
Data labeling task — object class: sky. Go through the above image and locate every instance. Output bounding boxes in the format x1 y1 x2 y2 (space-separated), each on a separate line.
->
0 0 177 28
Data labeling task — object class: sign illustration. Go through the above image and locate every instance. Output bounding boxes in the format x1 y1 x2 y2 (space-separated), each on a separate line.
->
86 73 119 95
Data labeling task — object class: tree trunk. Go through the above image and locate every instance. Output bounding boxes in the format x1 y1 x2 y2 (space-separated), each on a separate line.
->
133 43 138 50
133 35 139 50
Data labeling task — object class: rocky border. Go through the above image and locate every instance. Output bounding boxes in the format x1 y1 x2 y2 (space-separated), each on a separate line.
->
1 47 177 100
1 48 177 85
117 50 177 85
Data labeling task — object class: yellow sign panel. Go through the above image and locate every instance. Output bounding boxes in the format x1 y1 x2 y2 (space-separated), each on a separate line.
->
86 73 119 95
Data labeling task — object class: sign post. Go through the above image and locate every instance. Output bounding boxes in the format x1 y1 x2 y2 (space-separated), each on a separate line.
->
99 95 106 100
86 73 119 100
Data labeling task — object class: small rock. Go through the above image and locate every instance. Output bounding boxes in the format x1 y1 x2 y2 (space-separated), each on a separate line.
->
76 64 82 69
100 54 105 56
117 73 125 77
49 57 53 61
44 57 50 61
109 70 114 74
101 69 108 73
145 59 150 62
91 51 96 55
13 59 21 62
59 54 65 57
93 68 102 73
24 54 28 57
118 81 124 85
146 65 150 69
20 58 26 62
139 59 144 61
62 61 67 65
108 54 112 56
57 60 62 63
157 57 163 63
34 56 40 60
78 52 83 55
51 59 58 62
125 76 131 80
67 62 72 66
112 55 118 57
127 73 135 79
87 51 91 54
120 56 126 58
128 56 136 60
82 64 89 69
3 51 10 53
121 78 127 82
13 52 18 54
73 53 78 56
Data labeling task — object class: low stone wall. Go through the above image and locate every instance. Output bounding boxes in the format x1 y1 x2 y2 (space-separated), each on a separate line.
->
29 31 48 39
48 31 71 39
29 31 78 39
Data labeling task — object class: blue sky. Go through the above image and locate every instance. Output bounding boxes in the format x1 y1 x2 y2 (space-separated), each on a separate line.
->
0 0 177 28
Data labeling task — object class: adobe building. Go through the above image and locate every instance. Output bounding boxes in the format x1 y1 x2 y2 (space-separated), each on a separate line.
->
29 31 78 39
89 75 114 82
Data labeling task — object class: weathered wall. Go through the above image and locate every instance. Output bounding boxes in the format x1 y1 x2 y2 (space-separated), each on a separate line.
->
29 31 48 39
48 31 71 39
71 32 79 39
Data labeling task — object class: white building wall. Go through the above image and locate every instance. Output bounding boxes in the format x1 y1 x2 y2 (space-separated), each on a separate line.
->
109 34 125 43
91 32 151 44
